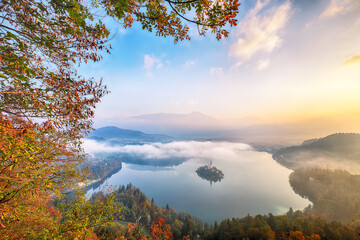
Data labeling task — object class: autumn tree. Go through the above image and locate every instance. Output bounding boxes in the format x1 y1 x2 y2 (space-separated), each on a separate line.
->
0 1 110 235
0 0 240 238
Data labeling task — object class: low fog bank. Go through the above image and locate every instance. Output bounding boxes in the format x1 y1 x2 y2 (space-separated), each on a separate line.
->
276 153 360 174
83 139 253 163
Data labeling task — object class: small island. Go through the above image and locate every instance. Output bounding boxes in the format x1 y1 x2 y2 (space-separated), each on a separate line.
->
196 161 224 185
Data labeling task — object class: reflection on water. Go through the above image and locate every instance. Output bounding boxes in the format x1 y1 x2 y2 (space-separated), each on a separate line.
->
88 146 310 223
126 164 174 172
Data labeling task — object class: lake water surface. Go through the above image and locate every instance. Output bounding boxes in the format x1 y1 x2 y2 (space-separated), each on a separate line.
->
87 141 310 223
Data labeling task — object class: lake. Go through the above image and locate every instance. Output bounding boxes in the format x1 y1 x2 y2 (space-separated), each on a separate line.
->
86 141 310 223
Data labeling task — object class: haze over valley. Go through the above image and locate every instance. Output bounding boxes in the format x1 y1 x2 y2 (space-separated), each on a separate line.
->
83 125 360 227
84 126 311 223
93 111 360 146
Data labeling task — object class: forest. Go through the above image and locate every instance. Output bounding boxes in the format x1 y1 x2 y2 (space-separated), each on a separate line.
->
93 184 204 239
90 184 360 240
289 168 360 224
204 211 359 240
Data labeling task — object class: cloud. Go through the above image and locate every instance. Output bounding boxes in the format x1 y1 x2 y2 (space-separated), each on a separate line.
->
320 0 360 18
143 54 163 77
118 28 127 35
171 100 180 106
182 60 196 69
83 140 252 161
144 54 162 69
256 59 270 70
231 61 243 70
342 55 360 66
230 0 293 60
188 100 199 106
209 67 224 76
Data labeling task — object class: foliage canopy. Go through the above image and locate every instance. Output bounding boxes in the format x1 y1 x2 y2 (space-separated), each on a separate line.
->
0 0 240 237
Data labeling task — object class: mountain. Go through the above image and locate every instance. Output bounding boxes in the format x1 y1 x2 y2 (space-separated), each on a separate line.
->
94 113 332 142
90 126 146 139
86 136 107 142
88 126 173 141
126 111 228 138
131 111 217 124
129 111 221 131
92 112 229 138
272 133 360 173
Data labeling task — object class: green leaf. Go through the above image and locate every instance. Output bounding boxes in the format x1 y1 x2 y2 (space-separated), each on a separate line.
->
0 73 7 79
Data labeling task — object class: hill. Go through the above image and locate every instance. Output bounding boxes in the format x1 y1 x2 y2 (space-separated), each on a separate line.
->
290 168 360 224
88 126 173 143
272 133 360 173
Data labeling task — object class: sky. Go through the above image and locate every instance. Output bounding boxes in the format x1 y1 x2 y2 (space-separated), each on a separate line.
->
79 0 360 137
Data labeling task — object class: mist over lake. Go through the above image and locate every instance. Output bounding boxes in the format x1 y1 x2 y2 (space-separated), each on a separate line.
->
86 140 310 223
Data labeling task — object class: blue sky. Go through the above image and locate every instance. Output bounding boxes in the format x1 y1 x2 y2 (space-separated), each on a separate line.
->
79 0 360 132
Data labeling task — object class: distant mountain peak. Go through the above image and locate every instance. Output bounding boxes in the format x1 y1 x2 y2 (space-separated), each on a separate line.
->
189 111 204 115
131 111 216 121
